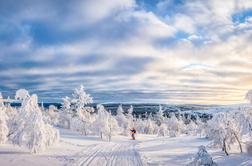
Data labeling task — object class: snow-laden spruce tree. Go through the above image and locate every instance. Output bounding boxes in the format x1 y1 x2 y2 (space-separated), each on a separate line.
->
10 89 59 153
48 105 59 125
43 105 59 126
58 96 72 129
93 105 119 141
165 113 184 137
94 104 110 140
115 105 128 135
0 93 9 144
107 110 119 141
185 120 199 136
194 114 206 137
144 113 156 134
187 145 216 166
157 123 168 136
156 105 165 126
126 105 134 129
62 96 71 112
156 106 169 136
70 84 94 135
135 115 146 134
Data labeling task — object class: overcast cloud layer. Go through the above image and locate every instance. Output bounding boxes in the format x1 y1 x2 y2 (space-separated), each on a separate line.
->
0 0 252 104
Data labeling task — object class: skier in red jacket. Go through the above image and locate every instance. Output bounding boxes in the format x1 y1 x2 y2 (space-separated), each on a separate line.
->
130 128 136 140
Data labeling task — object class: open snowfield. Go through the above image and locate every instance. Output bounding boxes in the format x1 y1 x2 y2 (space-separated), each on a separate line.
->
138 135 252 166
1 128 252 166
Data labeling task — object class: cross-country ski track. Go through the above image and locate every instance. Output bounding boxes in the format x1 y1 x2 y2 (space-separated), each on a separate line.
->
65 141 144 166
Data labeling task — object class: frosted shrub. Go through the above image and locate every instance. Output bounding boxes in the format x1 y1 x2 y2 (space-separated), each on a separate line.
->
188 145 216 166
10 90 59 153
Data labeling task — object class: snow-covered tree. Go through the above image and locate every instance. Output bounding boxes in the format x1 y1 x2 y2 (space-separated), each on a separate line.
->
155 105 164 126
10 90 59 153
165 113 183 137
62 96 71 112
157 123 168 136
72 84 93 111
93 105 119 141
94 104 110 140
115 105 128 135
58 96 72 129
70 84 94 135
185 120 199 136
188 145 216 166
193 114 206 137
135 115 146 134
46 105 59 126
144 113 156 134
206 112 243 155
126 105 134 129
0 93 8 144
15 89 30 101
107 110 119 141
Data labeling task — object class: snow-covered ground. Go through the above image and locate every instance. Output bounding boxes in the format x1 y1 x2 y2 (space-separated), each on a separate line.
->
138 135 252 166
1 128 252 166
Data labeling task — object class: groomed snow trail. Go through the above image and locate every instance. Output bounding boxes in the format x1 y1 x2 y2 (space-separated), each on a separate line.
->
66 141 144 166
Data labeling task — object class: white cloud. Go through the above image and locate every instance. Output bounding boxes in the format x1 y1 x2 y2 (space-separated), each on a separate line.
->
172 14 195 34
1 0 252 104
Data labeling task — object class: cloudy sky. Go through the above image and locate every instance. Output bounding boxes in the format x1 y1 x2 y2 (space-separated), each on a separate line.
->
0 0 252 104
